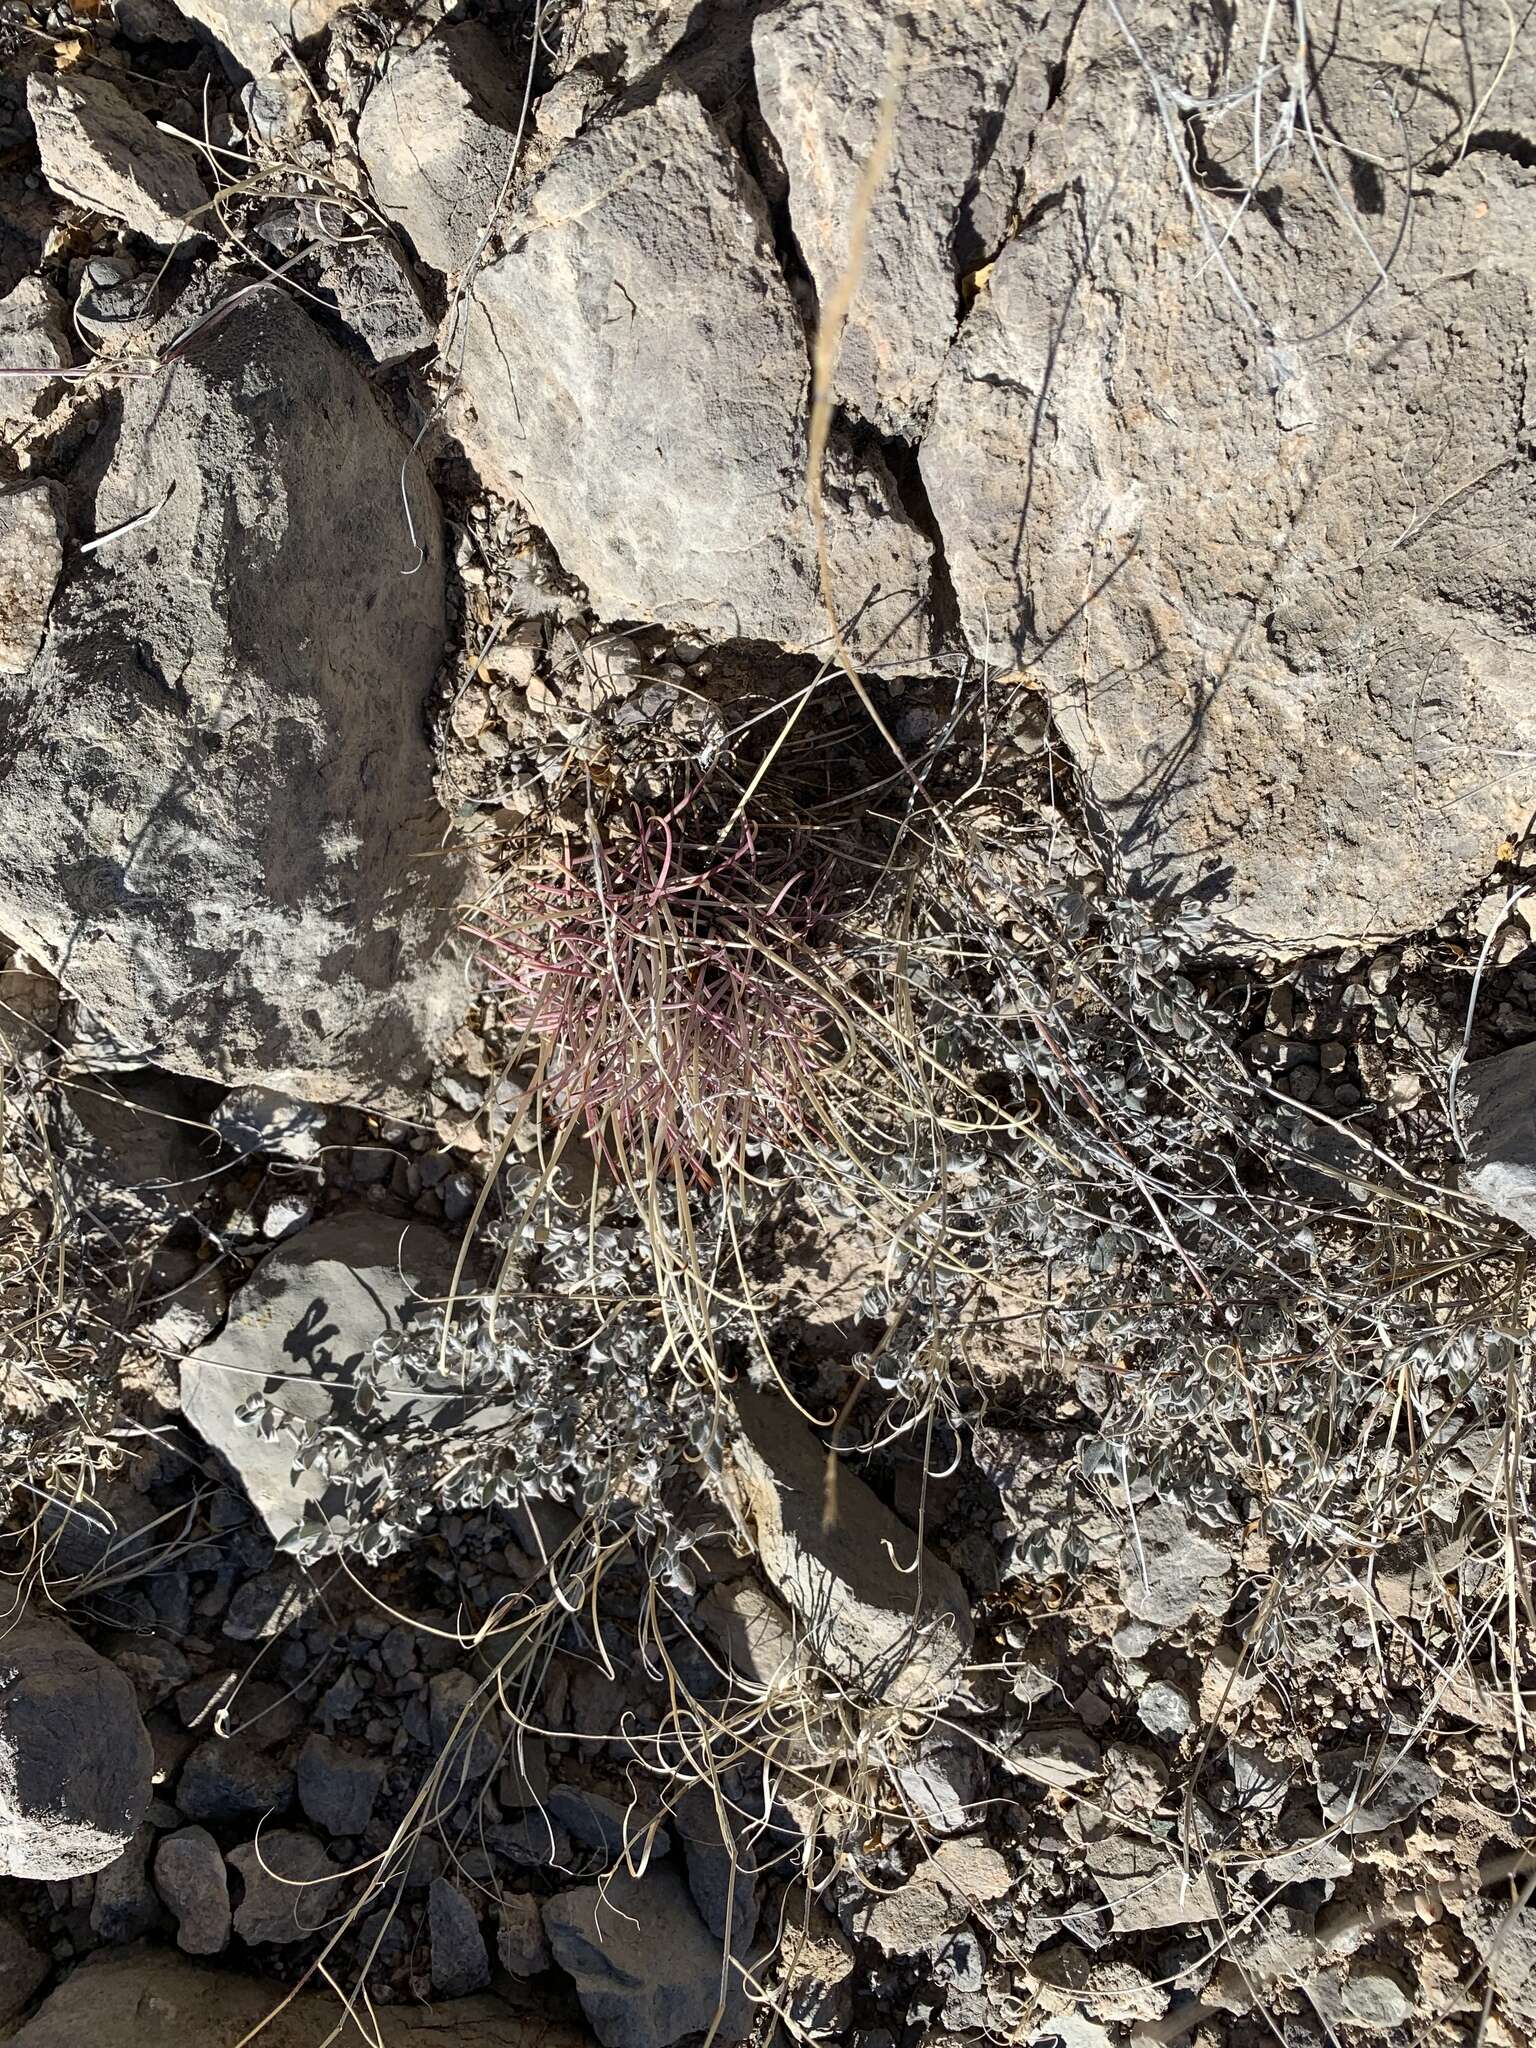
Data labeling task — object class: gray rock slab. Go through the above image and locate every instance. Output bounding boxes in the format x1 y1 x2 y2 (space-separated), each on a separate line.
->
228 1831 338 1944
28 72 205 245
357 24 524 278
0 286 462 1104
544 1864 748 2048
727 1384 972 1708
920 30 1536 951
754 0 1045 435
457 91 933 660
1457 1040 1536 1236
181 1210 458 1550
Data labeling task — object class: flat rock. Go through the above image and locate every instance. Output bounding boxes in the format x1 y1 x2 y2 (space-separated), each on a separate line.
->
544 1864 748 2048
357 24 524 278
1456 1040 1536 1237
1308 1965 1415 2032
919 29 1536 952
0 484 63 674
1082 1827 1220 1933
754 0 1045 435
673 1783 757 1949
457 91 933 660
228 1830 339 1945
1315 1744 1439 1835
726 1385 972 1708
165 0 348 75
181 1210 459 1551
211 1085 328 1163
1117 1501 1231 1630
154 1824 232 1953
0 286 462 1104
1003 1726 1102 1790
8 1947 591 2046
10 1941 589 2039
28 73 205 245
850 1876 962 1957
0 1609 154 1880
547 1786 671 1865
894 1732 987 1834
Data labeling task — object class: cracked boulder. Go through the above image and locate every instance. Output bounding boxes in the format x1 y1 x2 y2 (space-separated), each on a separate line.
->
0 285 463 1103
357 23 525 279
754 0 1048 437
456 90 934 659
920 13 1536 951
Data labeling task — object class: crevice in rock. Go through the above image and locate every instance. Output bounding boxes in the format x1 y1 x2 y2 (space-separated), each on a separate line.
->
842 418 964 654
731 24 821 349
1458 126 1536 170
955 2 1087 283
1183 111 1284 232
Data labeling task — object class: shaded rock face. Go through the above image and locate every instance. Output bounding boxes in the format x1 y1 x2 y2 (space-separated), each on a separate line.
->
0 286 464 1103
1457 1040 1536 1237
457 90 934 661
0 1610 154 1880
544 1864 749 2048
180 1209 459 1551
919 11 1536 952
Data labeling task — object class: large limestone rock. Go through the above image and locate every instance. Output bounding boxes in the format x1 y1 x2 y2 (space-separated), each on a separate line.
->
357 24 525 279
919 17 1536 952
27 74 206 245
0 1609 154 1879
725 1386 973 1708
754 0 1047 437
180 1209 459 1551
0 286 463 1102
457 91 934 659
9 1947 592 2047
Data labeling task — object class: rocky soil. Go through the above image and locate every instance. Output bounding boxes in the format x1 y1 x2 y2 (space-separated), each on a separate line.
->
1 1 1536 2046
